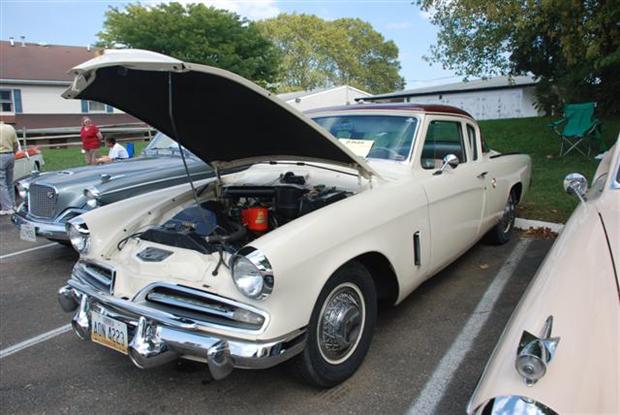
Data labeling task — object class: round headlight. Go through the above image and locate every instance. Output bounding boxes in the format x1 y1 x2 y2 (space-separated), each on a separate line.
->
231 249 274 300
86 198 98 208
84 188 100 209
17 182 29 199
67 220 90 254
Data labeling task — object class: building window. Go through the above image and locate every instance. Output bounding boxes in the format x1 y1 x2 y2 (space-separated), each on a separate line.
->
0 90 13 112
88 100 106 112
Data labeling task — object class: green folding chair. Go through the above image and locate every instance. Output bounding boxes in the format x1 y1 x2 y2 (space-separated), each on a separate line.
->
548 102 603 157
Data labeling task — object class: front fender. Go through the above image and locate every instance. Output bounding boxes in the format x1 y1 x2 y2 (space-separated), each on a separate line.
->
250 179 430 339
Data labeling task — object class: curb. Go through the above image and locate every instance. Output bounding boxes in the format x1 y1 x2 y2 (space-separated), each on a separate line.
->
515 218 564 233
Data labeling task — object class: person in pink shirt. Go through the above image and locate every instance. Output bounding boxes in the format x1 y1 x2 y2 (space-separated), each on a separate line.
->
80 117 103 165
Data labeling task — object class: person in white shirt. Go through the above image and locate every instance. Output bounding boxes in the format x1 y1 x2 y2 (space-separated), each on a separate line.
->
97 137 129 164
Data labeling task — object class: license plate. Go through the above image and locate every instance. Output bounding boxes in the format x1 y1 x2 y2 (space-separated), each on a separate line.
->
91 312 128 354
19 223 37 242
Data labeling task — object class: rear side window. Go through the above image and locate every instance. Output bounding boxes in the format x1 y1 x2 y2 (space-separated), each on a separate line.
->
421 120 467 170
466 124 478 160
480 132 490 153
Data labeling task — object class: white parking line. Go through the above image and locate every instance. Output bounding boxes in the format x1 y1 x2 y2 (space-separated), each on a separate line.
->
407 238 532 415
0 242 59 260
0 324 72 359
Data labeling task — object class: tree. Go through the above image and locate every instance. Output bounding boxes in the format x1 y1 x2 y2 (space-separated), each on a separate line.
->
419 0 620 114
256 14 405 94
97 3 281 88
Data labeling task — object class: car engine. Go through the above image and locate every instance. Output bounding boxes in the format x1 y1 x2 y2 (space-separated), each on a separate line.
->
139 172 351 254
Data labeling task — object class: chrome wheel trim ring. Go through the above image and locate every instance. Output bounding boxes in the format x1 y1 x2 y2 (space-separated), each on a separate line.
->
501 196 516 234
316 282 366 365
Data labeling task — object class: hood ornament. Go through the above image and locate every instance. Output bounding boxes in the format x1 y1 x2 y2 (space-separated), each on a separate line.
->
515 316 560 386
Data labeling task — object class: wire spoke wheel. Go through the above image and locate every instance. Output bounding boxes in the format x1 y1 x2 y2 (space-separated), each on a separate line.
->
317 282 366 365
501 195 516 234
293 261 376 387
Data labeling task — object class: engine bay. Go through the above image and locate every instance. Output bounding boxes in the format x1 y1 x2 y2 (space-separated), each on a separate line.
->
138 171 352 255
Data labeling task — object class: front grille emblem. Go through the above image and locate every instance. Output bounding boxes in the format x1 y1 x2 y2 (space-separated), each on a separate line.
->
46 191 55 199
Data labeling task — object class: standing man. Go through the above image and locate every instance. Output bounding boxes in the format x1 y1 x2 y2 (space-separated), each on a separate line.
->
0 122 18 215
80 117 103 165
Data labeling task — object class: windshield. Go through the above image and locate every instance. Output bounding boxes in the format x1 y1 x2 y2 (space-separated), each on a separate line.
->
142 132 196 158
312 115 418 161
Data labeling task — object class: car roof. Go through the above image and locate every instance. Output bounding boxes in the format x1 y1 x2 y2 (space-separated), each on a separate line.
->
305 102 473 118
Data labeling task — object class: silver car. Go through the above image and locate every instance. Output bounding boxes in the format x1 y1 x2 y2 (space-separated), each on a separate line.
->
12 133 212 243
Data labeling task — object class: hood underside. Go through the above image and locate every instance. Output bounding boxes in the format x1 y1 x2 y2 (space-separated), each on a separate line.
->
63 49 376 179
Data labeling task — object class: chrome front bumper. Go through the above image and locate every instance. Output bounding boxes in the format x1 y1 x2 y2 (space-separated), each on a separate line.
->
11 209 69 241
58 279 306 380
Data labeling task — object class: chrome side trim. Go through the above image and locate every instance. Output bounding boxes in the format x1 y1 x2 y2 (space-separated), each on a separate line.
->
100 171 214 197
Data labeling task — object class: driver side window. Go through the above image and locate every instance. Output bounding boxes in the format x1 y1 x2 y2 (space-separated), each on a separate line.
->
421 120 467 170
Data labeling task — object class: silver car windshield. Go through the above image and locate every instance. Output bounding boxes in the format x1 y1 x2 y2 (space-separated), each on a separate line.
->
312 115 418 161
143 132 196 158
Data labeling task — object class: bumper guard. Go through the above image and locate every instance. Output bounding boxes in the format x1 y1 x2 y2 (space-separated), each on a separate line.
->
58 281 306 379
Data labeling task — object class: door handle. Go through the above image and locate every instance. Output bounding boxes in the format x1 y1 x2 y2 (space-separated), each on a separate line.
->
477 171 488 179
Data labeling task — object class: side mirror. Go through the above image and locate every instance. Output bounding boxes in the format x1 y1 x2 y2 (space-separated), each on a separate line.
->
434 154 460 175
563 173 588 200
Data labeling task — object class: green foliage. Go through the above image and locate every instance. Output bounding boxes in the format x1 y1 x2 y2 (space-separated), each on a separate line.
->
41 140 148 172
419 0 620 115
479 115 619 223
256 13 405 94
97 3 281 88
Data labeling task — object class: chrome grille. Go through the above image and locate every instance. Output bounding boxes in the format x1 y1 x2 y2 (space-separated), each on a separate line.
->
144 285 266 331
73 261 115 294
28 184 58 218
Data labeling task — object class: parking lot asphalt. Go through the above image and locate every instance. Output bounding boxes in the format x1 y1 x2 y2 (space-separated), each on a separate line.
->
0 214 555 415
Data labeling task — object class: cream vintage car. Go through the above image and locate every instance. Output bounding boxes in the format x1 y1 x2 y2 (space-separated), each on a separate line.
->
57 49 531 387
468 139 619 414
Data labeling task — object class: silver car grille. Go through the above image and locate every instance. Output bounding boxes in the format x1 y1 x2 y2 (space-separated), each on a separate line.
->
144 285 267 331
73 261 115 294
28 184 58 218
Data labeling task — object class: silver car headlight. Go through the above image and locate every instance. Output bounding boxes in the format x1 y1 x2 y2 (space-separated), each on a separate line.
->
230 248 274 300
67 218 90 254
17 182 29 199
83 187 100 208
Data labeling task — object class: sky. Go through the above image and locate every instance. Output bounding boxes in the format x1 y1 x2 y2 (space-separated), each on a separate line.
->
0 0 460 91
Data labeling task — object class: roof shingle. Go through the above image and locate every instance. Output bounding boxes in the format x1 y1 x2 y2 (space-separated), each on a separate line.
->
0 41 97 82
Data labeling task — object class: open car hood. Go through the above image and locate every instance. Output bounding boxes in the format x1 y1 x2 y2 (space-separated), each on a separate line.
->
63 49 377 179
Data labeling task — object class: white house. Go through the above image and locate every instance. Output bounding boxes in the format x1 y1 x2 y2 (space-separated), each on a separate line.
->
358 76 543 120
0 39 140 130
278 85 371 111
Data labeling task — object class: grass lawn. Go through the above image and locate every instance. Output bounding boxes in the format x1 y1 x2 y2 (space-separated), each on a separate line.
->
38 118 619 223
40 140 149 172
480 116 619 223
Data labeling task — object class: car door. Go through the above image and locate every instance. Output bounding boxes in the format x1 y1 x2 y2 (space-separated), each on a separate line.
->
466 121 497 231
418 116 485 272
